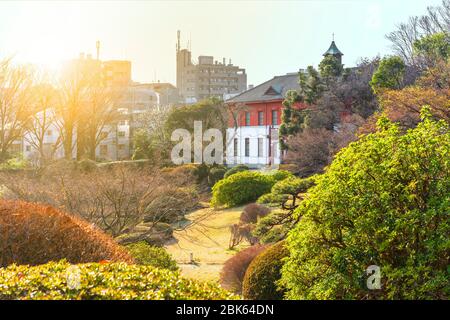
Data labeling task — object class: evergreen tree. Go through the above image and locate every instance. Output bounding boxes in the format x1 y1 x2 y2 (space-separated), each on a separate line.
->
319 55 344 79
279 66 324 151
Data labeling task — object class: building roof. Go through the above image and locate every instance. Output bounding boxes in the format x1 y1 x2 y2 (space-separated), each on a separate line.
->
323 41 343 56
225 73 299 104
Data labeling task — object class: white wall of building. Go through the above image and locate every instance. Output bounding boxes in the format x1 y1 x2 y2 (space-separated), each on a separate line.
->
226 126 280 168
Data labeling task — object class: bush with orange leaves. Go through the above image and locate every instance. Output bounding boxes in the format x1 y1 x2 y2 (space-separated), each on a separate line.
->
219 244 268 294
0 200 133 267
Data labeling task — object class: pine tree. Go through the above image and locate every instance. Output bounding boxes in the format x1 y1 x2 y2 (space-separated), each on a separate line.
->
279 66 324 151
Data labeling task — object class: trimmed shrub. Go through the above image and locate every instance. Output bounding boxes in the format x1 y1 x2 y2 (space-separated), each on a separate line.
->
211 171 274 207
219 244 268 294
242 241 289 300
240 203 271 224
257 193 288 206
264 170 293 183
0 200 133 267
0 260 237 300
252 211 293 244
223 164 249 179
281 112 450 299
195 163 210 182
125 241 178 271
208 167 227 186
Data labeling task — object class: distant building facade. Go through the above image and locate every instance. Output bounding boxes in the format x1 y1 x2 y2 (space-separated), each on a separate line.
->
12 46 171 163
225 39 344 168
62 53 131 88
176 31 247 103
225 73 301 168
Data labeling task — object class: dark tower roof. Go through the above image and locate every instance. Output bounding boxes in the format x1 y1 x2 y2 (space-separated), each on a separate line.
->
323 41 343 57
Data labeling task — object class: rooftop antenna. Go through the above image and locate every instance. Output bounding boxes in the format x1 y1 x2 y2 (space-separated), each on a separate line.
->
96 40 100 60
177 30 180 52
332 33 335 41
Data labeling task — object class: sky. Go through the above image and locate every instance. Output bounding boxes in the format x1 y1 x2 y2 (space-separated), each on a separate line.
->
0 0 443 86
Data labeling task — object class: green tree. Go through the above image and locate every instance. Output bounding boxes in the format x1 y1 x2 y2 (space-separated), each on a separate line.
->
279 66 324 150
370 56 406 93
164 97 227 138
414 32 450 69
132 129 154 160
281 108 449 299
319 55 344 79
299 66 325 105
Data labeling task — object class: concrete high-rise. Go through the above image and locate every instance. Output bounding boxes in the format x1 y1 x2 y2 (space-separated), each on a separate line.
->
176 31 247 103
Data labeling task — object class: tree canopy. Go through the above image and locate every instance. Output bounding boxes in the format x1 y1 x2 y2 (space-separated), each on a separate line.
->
281 109 449 299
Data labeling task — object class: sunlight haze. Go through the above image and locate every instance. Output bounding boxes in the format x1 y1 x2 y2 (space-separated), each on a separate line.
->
0 0 443 85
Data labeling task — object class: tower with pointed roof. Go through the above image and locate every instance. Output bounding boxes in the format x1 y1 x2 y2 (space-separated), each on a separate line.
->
323 35 344 65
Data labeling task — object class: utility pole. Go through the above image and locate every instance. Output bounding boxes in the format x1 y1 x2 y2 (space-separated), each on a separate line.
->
96 40 100 60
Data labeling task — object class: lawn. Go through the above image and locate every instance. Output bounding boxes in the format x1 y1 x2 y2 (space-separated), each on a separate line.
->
164 205 248 282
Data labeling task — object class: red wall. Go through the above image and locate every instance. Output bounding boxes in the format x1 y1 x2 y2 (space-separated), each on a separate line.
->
229 100 283 127
228 100 308 128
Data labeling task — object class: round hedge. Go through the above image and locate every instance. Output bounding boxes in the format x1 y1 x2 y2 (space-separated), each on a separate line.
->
208 167 227 186
224 164 249 179
242 241 289 300
0 200 133 266
211 170 293 208
211 171 273 207
0 260 238 300
125 241 178 271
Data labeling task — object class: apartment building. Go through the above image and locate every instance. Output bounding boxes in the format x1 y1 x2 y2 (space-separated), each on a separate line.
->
176 31 247 103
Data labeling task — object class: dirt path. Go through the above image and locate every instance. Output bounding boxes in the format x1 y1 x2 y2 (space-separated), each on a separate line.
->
164 206 247 282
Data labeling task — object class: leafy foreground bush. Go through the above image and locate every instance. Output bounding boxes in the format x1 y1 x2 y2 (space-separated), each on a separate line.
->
281 111 450 299
0 200 133 267
208 167 227 186
126 241 178 271
220 245 268 294
211 170 291 207
0 261 237 300
243 241 289 300
223 164 249 179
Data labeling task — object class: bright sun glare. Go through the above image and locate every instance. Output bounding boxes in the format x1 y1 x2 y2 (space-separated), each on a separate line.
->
6 3 87 74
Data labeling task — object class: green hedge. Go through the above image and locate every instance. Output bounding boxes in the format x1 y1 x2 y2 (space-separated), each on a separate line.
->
125 242 178 271
211 171 272 207
0 260 238 300
223 164 249 179
208 167 227 186
211 170 292 208
242 241 289 300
